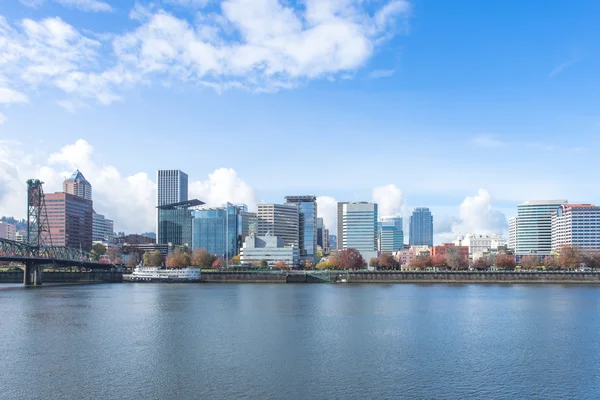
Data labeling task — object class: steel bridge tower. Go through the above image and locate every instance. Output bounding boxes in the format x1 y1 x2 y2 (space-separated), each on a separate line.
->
26 179 52 257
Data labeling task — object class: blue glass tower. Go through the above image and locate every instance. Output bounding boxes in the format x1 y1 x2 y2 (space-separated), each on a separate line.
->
192 203 241 260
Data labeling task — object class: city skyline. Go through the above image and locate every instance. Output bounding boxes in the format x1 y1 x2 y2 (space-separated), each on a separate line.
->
1 1 599 244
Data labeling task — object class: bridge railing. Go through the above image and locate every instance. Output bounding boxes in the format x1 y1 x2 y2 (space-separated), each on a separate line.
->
0 238 98 263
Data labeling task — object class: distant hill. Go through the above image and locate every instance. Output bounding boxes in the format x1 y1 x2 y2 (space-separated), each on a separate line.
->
1 217 26 231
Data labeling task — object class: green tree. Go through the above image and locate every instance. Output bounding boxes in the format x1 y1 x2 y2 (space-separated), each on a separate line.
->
259 259 268 268
91 243 107 256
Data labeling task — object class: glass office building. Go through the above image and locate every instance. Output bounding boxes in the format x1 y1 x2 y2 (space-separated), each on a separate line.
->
285 195 317 259
343 202 378 262
192 203 241 260
157 200 203 246
380 216 404 252
516 200 567 255
409 207 433 247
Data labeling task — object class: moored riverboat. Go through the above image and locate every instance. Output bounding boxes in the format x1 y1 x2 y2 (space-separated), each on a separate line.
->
123 265 201 283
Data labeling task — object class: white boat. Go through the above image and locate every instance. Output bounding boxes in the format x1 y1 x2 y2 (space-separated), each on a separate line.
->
123 265 201 283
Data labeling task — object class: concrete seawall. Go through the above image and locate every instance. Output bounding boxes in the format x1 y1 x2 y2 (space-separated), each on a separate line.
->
0 271 122 284
201 271 600 284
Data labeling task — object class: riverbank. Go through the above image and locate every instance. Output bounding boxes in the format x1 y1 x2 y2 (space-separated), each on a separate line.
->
201 270 600 284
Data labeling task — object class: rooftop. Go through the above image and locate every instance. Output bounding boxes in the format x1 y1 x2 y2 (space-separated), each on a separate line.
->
65 169 90 184
157 199 204 210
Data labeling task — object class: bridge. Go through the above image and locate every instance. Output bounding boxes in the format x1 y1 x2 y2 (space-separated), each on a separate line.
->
0 179 119 286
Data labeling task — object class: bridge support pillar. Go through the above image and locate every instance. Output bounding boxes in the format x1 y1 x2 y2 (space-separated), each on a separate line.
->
24 261 42 286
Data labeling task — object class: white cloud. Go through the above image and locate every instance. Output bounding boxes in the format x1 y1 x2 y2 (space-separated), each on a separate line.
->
372 184 405 217
549 58 579 78
0 112 6 124
436 189 507 241
0 88 29 104
163 0 211 8
368 69 395 79
471 135 504 148
0 139 258 234
2 1 412 105
20 0 113 12
316 196 338 232
189 168 258 211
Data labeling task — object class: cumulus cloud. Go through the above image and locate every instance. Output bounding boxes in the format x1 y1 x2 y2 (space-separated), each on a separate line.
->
189 168 258 210
436 189 507 241
316 196 338 232
372 184 405 217
2 1 412 105
0 139 258 234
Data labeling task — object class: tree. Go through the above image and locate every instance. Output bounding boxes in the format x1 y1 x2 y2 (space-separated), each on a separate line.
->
369 257 380 268
275 260 288 270
212 258 224 270
446 247 468 270
229 254 241 265
377 253 399 270
125 252 140 268
338 248 365 269
520 255 539 270
166 247 190 268
191 248 215 268
315 260 334 269
430 254 447 269
143 250 162 267
581 252 600 270
495 254 516 270
473 257 492 271
543 255 559 270
91 243 107 256
409 255 431 270
259 259 268 269
557 246 582 270
328 252 341 269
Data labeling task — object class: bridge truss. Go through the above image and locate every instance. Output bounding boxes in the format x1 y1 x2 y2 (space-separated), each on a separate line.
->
0 239 98 263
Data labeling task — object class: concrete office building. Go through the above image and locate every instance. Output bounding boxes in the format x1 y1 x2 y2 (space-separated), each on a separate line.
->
409 208 433 247
551 204 600 252
63 170 92 201
240 235 299 267
257 204 299 249
337 202 348 249
342 202 378 262
516 200 567 256
454 233 506 260
45 192 93 250
508 217 517 250
0 222 16 240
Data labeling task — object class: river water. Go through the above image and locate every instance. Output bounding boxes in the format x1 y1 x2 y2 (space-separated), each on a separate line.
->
1 283 599 399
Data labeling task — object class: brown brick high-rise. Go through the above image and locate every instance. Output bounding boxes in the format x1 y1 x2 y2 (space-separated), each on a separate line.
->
45 192 93 251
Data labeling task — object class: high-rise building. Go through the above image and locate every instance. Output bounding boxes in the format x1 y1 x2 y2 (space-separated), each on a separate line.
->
328 234 337 251
240 211 258 240
45 192 93 250
285 196 317 259
409 207 433 247
343 202 378 262
157 170 188 236
63 170 92 201
337 202 348 249
317 217 325 247
92 212 114 242
516 200 567 255
157 199 203 246
508 217 517 250
323 228 329 253
379 216 404 252
551 204 600 252
257 204 299 248
0 222 16 240
192 203 241 260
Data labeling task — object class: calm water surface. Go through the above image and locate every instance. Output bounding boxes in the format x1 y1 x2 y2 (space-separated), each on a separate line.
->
1 283 599 399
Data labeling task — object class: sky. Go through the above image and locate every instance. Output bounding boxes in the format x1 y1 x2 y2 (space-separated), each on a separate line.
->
1 0 599 243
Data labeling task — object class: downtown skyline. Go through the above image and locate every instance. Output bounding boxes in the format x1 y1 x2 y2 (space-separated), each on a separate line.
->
1 0 599 243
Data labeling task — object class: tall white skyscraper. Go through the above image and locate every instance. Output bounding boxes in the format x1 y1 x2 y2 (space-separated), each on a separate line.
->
157 170 188 237
343 202 378 262
551 204 600 252
516 200 567 255
508 217 517 250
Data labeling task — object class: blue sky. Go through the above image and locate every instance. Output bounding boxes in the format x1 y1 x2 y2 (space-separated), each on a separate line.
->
1 0 599 241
